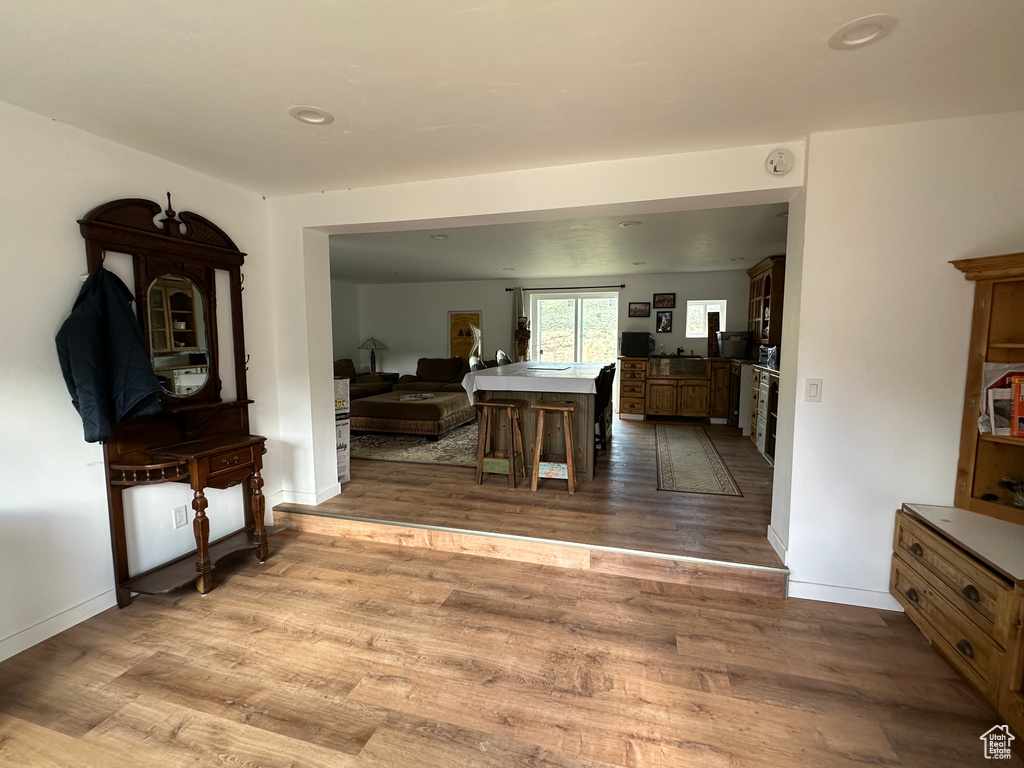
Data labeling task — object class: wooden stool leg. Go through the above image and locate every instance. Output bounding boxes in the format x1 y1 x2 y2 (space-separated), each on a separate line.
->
512 409 526 479
475 407 489 485
504 406 516 489
562 410 576 494
531 408 545 491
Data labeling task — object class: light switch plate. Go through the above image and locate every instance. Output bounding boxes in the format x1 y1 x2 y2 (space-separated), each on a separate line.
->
806 378 822 402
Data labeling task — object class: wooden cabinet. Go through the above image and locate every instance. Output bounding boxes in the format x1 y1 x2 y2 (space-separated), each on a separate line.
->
709 360 731 419
677 381 710 416
748 256 785 348
752 365 780 463
645 378 676 416
890 504 1024 735
951 251 1024 524
149 277 201 353
617 357 647 419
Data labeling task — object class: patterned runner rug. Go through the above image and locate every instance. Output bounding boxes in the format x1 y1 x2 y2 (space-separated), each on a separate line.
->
351 420 477 467
655 424 742 496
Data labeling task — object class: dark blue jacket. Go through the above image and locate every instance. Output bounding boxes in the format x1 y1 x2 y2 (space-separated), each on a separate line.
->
56 267 162 442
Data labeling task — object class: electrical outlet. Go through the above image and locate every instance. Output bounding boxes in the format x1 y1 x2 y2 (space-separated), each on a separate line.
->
172 505 189 529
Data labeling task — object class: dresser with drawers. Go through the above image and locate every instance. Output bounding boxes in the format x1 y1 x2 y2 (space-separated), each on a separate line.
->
890 503 1024 734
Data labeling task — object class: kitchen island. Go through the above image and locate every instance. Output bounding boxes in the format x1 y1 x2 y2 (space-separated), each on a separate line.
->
462 361 605 482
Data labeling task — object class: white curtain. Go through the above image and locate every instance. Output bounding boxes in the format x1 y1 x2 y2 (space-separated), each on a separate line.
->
511 287 529 362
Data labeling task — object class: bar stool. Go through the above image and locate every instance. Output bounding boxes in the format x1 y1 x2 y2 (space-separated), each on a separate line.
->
475 399 528 488
529 400 576 494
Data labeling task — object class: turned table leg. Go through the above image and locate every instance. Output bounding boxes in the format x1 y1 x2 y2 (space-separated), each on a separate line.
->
192 489 213 594
251 469 268 562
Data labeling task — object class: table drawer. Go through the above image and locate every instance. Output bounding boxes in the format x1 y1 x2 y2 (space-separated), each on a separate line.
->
892 555 1004 699
207 444 258 478
896 511 1013 641
619 382 645 398
619 397 645 415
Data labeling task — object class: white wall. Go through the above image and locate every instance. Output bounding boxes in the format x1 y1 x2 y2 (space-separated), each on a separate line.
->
356 280 511 373
0 101 275 661
785 111 1024 608
348 269 750 375
330 279 361 362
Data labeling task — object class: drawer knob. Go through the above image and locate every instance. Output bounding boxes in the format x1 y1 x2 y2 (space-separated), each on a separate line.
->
956 639 975 659
909 542 924 557
905 587 919 603
962 584 981 603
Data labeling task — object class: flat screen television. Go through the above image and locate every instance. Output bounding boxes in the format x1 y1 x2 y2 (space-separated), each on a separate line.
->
619 331 652 357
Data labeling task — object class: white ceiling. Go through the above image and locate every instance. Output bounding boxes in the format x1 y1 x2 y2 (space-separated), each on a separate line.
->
329 203 789 283
2 1 1021 282
1 1 1022 198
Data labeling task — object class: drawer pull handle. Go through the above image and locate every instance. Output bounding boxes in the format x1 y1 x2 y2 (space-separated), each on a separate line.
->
956 639 974 659
905 588 919 603
221 455 241 466
962 584 981 602
909 542 924 557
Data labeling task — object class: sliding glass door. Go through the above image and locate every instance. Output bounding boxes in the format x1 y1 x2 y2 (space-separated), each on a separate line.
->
530 292 618 363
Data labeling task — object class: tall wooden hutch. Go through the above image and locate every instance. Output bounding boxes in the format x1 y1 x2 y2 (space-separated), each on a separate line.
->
890 251 1024 738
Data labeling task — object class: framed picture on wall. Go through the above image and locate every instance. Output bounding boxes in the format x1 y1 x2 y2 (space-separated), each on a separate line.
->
448 310 482 361
656 310 672 333
653 293 676 309
628 302 651 317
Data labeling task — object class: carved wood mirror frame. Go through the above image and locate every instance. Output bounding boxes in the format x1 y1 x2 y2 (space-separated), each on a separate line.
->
78 195 249 410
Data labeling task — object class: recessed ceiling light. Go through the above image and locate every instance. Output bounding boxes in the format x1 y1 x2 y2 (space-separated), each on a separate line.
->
288 105 334 125
632 261 646 266
618 221 642 228
828 14 897 50
429 233 449 240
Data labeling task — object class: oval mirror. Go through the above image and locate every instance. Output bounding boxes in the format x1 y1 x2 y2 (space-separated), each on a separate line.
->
147 275 209 397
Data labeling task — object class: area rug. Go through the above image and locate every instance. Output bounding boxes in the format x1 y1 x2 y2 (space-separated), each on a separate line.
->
351 420 477 468
655 424 742 496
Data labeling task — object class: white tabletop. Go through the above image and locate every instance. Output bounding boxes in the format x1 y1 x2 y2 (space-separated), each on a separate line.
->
462 361 606 404
904 503 1024 583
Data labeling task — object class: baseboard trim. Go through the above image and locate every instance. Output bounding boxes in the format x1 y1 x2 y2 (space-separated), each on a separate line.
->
766 524 788 566
788 580 903 611
0 590 116 663
269 484 342 508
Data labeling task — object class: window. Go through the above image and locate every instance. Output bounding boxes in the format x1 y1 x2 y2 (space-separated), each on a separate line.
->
530 292 618 362
685 300 727 338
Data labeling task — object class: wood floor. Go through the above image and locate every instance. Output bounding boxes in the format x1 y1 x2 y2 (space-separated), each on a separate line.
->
278 419 784 569
0 531 1013 767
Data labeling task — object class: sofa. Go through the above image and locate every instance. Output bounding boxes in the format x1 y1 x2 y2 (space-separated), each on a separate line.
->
392 356 473 393
333 358 393 399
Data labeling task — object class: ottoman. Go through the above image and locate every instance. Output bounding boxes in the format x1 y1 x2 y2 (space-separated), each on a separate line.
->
349 391 476 440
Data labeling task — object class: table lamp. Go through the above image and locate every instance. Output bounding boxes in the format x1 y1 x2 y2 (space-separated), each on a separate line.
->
358 337 388 373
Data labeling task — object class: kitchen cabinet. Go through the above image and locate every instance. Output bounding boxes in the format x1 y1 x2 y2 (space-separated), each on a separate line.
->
709 360 731 420
748 256 785 348
645 356 711 418
617 357 648 419
752 365 780 463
